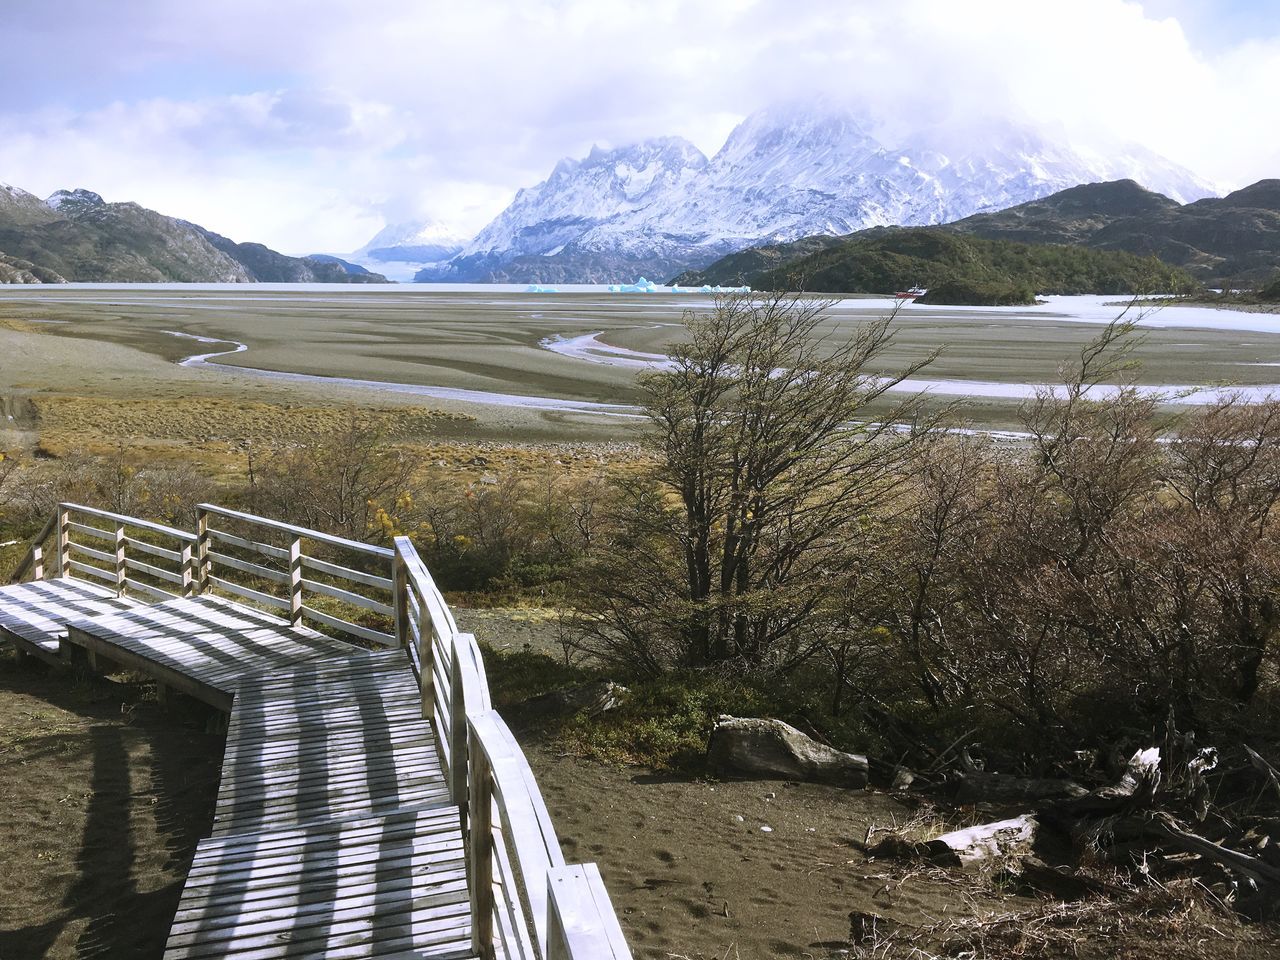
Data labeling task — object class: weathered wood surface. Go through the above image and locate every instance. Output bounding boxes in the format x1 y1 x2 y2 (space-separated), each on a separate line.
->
85 603 483 958
213 651 453 837
165 807 473 960
62 595 368 711
165 659 474 958
0 577 140 663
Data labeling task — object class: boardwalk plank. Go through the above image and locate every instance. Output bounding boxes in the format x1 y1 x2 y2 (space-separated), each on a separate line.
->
0 577 140 662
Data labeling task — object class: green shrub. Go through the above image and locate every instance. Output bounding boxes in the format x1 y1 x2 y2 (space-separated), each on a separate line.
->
916 278 1037 306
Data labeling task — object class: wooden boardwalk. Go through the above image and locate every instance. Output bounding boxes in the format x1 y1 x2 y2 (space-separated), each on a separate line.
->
1 502 632 960
56 594 473 958
217 653 451 836
0 577 139 664
65 594 367 712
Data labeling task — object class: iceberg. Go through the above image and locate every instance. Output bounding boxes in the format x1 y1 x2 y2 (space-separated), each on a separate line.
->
608 276 662 293
526 284 558 293
605 278 751 294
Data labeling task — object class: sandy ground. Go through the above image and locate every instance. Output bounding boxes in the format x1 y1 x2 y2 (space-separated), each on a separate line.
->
2 625 1279 960
524 741 996 959
0 649 222 960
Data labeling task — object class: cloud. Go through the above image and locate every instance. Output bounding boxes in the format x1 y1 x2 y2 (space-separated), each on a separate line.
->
0 0 1275 254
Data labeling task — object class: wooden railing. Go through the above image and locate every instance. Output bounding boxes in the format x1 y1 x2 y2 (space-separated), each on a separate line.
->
396 535 632 960
15 503 196 600
11 511 57 584
195 504 397 646
7 505 632 959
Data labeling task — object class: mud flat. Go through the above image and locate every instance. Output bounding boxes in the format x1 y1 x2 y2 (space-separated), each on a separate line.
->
5 287 1280 442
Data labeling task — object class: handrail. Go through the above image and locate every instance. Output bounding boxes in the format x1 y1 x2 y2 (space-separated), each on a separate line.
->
9 511 56 584
62 503 196 543
394 537 632 960
196 504 396 644
11 504 195 595
547 864 633 960
468 708 565 958
196 503 394 559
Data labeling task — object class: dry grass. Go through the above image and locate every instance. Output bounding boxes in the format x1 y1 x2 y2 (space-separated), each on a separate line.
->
847 884 1280 959
32 395 472 451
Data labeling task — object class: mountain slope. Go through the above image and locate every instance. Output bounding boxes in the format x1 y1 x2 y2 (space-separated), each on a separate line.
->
417 105 1217 284
0 252 65 283
684 179 1280 291
427 137 711 283
0 183 388 284
0 188 252 282
193 227 387 283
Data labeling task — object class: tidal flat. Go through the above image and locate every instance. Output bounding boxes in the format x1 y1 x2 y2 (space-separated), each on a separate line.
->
4 286 1280 444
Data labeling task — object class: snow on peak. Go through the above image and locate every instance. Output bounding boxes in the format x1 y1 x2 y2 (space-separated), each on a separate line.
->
360 217 469 253
1 181 40 203
46 188 106 212
435 102 1221 280
460 135 709 258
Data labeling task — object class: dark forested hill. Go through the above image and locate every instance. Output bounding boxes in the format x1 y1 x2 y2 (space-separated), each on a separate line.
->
679 179 1280 295
950 179 1280 287
677 226 1195 303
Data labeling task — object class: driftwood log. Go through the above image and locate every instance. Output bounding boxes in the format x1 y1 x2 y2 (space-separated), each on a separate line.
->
866 814 1039 866
1146 813 1280 889
1046 747 1163 818
954 770 1088 804
926 814 1039 865
707 715 868 787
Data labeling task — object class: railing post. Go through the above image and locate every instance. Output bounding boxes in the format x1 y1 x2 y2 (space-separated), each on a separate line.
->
114 523 127 596
31 543 43 582
195 507 210 595
467 724 495 960
289 537 303 628
179 541 195 597
450 635 473 806
55 505 71 580
392 539 410 649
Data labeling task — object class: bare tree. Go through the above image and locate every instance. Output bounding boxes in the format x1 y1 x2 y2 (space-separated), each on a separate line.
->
249 411 415 541
571 291 936 676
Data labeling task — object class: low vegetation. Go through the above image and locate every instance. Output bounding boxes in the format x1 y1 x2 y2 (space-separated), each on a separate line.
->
915 276 1037 305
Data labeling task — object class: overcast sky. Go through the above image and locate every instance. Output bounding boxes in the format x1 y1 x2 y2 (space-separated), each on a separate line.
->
0 0 1276 255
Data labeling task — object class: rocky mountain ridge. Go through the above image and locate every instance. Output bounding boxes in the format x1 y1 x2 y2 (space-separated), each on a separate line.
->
411 104 1218 284
0 183 388 284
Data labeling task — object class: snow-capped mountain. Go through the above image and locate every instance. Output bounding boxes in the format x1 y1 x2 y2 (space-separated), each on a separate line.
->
417 104 1218 284
358 218 468 264
434 137 710 283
